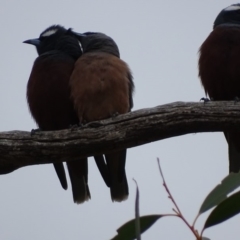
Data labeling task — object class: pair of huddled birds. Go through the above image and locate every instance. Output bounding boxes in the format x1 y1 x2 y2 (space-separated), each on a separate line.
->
23 3 240 204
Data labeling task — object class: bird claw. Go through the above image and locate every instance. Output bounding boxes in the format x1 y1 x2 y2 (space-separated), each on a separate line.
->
69 124 81 131
30 128 41 136
234 97 240 104
200 97 210 103
111 112 119 118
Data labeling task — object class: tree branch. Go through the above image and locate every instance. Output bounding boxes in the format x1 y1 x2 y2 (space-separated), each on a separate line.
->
1 101 240 172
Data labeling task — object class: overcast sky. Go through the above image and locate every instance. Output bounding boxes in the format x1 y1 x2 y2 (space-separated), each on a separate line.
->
0 0 237 239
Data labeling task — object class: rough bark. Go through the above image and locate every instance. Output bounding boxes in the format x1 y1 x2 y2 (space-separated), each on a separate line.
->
1 101 240 172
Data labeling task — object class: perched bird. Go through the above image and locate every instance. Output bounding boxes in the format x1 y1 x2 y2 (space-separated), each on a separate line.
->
24 25 91 203
199 4 240 172
70 32 134 201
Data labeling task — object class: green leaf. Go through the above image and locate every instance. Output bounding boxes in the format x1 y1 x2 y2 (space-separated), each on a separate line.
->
201 237 211 240
111 215 163 240
203 191 240 230
199 172 240 214
133 179 140 240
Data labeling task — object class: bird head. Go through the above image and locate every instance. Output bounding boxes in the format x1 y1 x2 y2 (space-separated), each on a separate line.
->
23 25 82 60
72 31 120 58
214 4 240 28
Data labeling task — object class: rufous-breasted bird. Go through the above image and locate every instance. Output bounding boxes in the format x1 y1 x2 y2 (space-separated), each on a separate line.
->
199 4 240 172
70 32 134 201
24 25 91 203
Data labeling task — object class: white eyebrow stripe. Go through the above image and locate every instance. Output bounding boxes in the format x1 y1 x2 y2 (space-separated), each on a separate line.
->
224 5 240 11
41 29 58 37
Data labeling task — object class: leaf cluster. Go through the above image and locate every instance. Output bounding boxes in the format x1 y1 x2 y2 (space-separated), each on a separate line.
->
112 159 240 240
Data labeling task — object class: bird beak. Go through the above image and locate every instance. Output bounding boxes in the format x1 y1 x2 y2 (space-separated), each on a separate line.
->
23 38 40 46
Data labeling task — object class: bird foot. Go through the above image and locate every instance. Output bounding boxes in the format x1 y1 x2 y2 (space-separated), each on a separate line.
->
31 128 41 136
69 124 82 131
234 97 240 104
111 112 119 118
200 97 210 103
85 121 103 128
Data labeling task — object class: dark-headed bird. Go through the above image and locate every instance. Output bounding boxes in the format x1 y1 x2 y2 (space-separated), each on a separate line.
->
199 4 240 173
70 32 134 201
24 25 91 203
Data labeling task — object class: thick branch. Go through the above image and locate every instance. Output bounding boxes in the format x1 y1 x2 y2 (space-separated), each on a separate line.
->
0 101 240 171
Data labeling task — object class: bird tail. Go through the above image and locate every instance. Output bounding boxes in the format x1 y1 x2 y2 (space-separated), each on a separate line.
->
53 163 68 190
105 149 129 202
224 131 240 173
67 158 91 204
94 155 110 187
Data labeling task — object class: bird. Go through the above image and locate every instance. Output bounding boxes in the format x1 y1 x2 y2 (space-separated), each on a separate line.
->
199 4 240 173
69 32 134 201
24 25 91 203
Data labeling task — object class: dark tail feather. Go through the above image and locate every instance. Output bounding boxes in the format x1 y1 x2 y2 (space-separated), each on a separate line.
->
94 155 110 187
224 131 240 173
105 149 128 202
67 158 91 204
53 163 68 190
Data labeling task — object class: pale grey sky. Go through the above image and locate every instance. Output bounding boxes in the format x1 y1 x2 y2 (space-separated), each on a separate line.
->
0 0 237 239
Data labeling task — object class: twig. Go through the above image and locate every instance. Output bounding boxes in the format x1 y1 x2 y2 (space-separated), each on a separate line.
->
192 213 200 229
157 158 200 239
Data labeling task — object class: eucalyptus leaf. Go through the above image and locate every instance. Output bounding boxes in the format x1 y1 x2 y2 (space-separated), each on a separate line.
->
203 191 240 230
199 172 240 214
133 179 140 240
111 215 163 240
